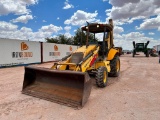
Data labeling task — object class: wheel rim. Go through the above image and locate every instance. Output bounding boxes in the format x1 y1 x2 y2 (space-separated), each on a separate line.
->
103 71 107 83
116 59 120 72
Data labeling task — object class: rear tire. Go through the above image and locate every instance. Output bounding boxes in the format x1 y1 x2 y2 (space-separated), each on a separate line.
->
146 50 149 57
108 55 120 77
95 67 108 88
132 50 135 57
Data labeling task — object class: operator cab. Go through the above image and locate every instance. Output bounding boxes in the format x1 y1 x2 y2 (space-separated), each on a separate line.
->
136 43 144 50
81 22 113 59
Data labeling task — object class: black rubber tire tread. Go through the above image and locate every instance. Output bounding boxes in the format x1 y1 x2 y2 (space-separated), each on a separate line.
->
108 55 120 77
95 67 108 88
132 50 135 57
146 50 149 57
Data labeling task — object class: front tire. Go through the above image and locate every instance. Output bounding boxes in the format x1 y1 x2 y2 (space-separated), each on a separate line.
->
95 67 108 88
108 55 120 77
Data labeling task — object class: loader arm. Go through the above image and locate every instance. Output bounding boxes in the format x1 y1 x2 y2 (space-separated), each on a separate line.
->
79 46 99 72
51 44 99 72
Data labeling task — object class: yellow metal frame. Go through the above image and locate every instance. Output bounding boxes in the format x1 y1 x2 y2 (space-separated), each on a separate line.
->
107 48 118 61
51 46 118 73
94 61 110 72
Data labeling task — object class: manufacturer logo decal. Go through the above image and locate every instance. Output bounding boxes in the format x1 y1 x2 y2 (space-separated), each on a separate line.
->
12 42 33 58
21 42 29 51
70 46 72 51
54 45 58 51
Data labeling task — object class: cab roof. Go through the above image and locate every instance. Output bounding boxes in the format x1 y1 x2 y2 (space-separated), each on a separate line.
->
81 23 113 33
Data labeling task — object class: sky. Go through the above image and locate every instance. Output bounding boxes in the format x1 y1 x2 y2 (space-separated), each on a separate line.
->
0 0 160 50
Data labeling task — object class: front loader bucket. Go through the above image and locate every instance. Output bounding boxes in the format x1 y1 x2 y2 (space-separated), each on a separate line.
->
22 66 92 108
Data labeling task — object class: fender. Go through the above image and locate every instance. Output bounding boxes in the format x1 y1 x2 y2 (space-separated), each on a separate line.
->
107 48 118 61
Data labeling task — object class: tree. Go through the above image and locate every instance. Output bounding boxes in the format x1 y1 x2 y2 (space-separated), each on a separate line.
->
45 28 99 45
45 34 73 45
45 37 58 43
73 28 85 45
73 28 98 45
58 34 72 44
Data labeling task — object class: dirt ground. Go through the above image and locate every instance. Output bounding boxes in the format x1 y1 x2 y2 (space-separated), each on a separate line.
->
0 53 160 120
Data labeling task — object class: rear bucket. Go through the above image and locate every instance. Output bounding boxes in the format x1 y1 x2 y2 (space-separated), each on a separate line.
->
22 66 92 108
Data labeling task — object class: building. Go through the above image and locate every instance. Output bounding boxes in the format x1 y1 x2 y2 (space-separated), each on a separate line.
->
153 45 160 52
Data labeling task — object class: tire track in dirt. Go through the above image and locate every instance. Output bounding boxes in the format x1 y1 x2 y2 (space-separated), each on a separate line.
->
0 98 38 116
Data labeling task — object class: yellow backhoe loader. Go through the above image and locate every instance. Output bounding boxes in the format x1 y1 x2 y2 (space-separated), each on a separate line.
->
22 19 120 108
